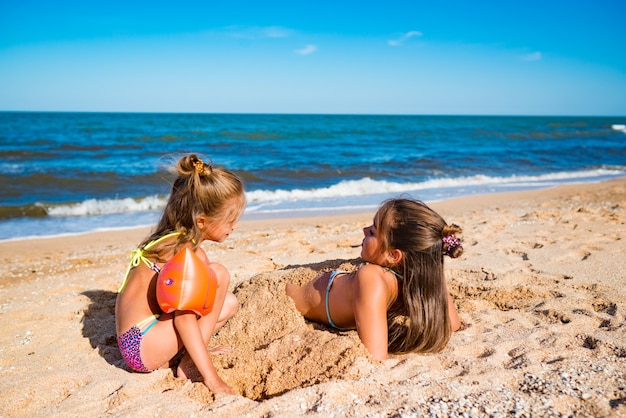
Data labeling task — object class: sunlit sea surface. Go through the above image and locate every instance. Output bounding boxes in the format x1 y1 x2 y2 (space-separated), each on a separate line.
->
1 112 625 240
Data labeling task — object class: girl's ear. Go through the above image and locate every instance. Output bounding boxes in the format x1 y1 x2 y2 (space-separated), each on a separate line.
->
195 215 207 231
388 248 403 265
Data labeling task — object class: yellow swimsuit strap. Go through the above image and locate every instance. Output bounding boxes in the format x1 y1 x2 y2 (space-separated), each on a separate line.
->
117 231 183 292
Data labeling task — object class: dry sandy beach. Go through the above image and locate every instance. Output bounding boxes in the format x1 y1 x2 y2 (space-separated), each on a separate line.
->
1 179 625 417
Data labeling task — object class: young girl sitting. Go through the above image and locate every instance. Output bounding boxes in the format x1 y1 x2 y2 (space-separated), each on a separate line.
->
286 198 462 361
115 154 246 395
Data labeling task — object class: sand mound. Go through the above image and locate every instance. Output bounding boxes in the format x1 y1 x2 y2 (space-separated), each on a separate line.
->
212 259 373 400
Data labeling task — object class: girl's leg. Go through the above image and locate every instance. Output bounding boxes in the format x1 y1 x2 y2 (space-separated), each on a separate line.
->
206 291 238 354
138 312 181 371
194 262 238 341
215 291 239 332
176 262 237 379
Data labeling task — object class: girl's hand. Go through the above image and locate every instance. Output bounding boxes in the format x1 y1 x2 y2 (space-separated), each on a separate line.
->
208 345 233 355
204 376 235 395
447 292 461 332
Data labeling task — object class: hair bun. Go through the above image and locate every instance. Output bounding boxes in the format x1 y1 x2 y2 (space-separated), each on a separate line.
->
176 154 213 178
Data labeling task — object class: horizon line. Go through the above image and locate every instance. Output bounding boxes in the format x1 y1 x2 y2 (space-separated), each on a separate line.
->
1 110 625 118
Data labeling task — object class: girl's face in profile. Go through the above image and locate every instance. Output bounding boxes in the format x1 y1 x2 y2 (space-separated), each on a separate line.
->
201 195 245 243
361 214 393 266
204 217 238 243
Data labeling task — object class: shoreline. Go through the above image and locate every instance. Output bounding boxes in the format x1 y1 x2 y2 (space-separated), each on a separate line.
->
0 175 622 246
2 173 625 243
1 178 625 416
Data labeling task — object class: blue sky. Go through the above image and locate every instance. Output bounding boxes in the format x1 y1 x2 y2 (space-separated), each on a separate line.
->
1 1 625 116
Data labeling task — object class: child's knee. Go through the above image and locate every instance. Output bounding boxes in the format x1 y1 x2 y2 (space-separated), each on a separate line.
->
209 262 231 285
223 292 239 319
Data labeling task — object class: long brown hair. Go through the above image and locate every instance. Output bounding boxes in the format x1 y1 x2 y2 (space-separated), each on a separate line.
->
140 153 245 261
375 198 463 354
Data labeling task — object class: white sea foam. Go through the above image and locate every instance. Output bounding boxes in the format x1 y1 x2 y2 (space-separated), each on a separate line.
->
42 168 626 219
245 168 626 205
612 124 626 133
2 168 625 241
46 195 168 217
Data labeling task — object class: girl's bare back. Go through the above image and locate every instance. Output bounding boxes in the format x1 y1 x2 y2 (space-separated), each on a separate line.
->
286 265 400 330
286 270 354 329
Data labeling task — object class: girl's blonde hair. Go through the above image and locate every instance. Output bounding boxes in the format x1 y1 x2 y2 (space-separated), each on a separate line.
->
141 154 245 260
376 198 463 354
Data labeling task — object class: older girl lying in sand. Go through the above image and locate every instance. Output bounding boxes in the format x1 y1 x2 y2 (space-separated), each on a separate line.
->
286 198 462 360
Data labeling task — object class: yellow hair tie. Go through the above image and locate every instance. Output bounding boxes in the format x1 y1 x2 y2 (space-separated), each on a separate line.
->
194 159 205 175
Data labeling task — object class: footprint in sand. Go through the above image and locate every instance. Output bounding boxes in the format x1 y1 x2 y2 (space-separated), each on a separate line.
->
504 346 529 370
455 284 549 311
592 301 617 316
533 308 571 324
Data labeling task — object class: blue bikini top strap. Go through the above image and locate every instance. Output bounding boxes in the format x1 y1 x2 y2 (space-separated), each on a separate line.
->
383 266 403 280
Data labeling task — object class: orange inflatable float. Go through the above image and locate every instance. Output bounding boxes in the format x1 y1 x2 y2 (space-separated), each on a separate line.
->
156 248 217 316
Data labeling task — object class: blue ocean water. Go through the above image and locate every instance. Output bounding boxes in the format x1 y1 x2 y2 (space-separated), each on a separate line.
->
1 112 625 241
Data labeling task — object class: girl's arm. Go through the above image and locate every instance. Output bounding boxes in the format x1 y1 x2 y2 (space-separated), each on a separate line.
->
445 281 461 331
173 310 233 394
352 266 391 361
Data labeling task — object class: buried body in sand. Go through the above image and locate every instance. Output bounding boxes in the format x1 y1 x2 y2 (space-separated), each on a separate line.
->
0 180 625 417
214 197 464 399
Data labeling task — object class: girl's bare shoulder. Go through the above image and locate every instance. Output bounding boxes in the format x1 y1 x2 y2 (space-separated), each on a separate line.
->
355 263 387 279
353 264 391 291
353 263 399 304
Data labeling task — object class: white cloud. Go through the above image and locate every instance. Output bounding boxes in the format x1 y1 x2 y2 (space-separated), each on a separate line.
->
295 44 318 55
227 26 292 39
262 26 291 38
388 30 423 46
522 51 542 61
